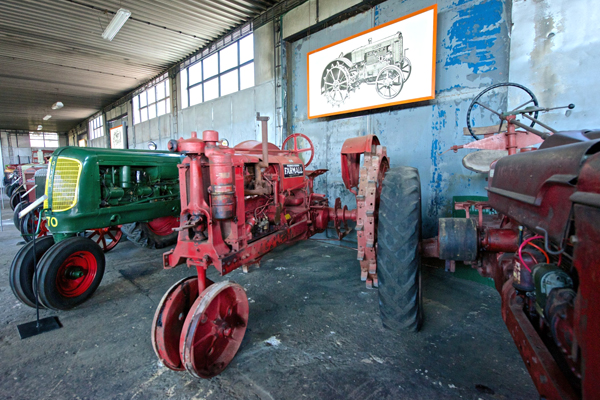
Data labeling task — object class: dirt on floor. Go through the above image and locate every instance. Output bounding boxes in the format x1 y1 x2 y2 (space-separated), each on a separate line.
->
0 200 537 400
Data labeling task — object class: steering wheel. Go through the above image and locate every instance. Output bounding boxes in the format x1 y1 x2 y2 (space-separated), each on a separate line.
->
466 82 539 140
282 133 315 167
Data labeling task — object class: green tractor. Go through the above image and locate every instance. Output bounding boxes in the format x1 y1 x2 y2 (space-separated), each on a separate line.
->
10 146 182 311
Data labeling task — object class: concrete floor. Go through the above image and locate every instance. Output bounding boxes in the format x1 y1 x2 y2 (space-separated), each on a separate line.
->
0 198 538 400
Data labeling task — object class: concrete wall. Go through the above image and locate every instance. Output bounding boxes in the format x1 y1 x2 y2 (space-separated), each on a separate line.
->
509 0 600 130
130 22 277 150
288 0 511 237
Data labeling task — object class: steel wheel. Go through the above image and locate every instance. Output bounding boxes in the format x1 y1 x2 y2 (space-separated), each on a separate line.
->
376 65 404 99
152 276 214 371
400 57 412 82
9 236 55 308
37 236 106 310
321 61 350 106
180 281 249 378
85 226 123 253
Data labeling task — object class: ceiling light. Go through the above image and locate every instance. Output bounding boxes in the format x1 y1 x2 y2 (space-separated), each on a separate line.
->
37 125 43 130
43 115 52 120
51 102 64 110
102 8 131 41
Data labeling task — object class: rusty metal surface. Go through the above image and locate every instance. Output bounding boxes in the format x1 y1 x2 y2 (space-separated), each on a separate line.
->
488 139 600 243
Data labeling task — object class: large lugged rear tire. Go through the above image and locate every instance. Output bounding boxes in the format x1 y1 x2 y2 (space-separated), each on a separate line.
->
122 217 179 249
377 166 422 332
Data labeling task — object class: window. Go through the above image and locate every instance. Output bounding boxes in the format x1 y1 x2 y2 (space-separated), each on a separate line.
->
29 132 59 148
181 33 254 109
88 115 104 140
133 78 171 125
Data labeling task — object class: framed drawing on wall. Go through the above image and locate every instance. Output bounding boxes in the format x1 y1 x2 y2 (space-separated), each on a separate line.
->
110 125 125 149
307 5 437 119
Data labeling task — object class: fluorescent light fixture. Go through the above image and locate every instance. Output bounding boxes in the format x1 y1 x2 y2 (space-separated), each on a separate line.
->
43 115 52 120
37 125 43 130
51 102 64 110
102 8 131 41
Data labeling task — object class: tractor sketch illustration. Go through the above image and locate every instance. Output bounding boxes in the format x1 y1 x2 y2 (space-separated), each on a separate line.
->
320 32 411 106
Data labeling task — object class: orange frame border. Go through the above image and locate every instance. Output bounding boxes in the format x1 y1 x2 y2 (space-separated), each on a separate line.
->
307 4 438 119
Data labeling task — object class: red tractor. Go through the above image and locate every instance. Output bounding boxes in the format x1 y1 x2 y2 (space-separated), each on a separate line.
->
423 83 599 399
151 114 422 378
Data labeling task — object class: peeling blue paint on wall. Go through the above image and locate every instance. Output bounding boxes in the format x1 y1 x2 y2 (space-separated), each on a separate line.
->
289 0 509 237
443 1 503 74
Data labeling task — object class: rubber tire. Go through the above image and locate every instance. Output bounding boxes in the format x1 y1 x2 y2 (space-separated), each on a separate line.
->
377 166 423 332
37 237 106 311
13 201 29 232
6 181 18 198
9 190 23 210
122 222 178 249
20 207 41 243
9 236 55 308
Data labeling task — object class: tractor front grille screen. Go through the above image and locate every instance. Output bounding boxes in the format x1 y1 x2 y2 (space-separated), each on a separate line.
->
44 157 82 212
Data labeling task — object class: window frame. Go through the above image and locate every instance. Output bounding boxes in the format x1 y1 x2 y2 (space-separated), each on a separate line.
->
29 132 59 148
182 33 254 108
88 115 104 140
133 78 171 125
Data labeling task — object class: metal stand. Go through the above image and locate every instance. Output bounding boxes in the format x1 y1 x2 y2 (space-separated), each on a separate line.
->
16 205 61 339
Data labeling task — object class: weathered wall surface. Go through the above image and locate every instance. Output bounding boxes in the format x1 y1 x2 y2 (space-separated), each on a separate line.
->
509 0 599 130
288 0 511 237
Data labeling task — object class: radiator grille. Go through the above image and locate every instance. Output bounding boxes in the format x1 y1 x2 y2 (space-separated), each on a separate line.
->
44 157 81 212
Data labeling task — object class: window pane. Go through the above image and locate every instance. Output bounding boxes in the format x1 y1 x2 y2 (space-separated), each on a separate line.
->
220 43 238 72
149 104 157 120
46 133 58 141
133 109 139 125
139 92 147 107
157 81 166 100
147 87 156 105
204 78 219 102
240 34 254 64
190 84 203 106
203 53 218 79
133 96 139 111
140 108 148 122
166 97 171 114
30 133 44 147
189 62 202 85
157 100 166 116
240 62 254 90
220 69 238 96
180 70 189 109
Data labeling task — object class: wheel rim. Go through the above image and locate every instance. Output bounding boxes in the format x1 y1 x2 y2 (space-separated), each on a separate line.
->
85 226 123 252
147 217 179 236
376 66 403 99
55 251 98 297
323 62 350 106
152 276 201 371
400 58 411 82
180 281 249 378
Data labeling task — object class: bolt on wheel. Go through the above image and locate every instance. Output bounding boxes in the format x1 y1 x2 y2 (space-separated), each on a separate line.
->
179 281 249 378
152 276 214 371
